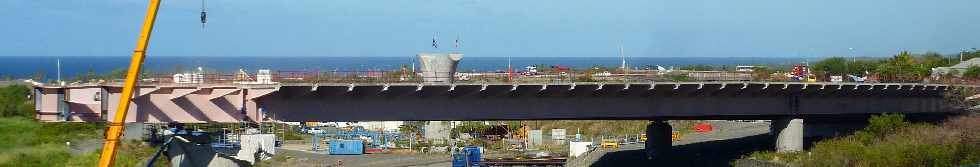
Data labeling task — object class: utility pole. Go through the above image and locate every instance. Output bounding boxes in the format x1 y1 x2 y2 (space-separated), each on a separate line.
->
847 48 853 75
56 59 62 85
620 45 627 82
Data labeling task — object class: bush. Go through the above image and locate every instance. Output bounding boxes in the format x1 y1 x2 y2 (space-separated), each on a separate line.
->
963 66 980 79
744 114 980 167
853 113 911 143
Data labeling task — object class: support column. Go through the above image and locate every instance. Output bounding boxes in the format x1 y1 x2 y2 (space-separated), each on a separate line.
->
645 120 672 158
771 117 803 152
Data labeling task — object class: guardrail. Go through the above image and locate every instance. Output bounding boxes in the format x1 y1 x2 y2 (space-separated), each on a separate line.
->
120 70 967 85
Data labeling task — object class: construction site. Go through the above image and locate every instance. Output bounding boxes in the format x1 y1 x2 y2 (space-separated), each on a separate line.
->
6 0 980 166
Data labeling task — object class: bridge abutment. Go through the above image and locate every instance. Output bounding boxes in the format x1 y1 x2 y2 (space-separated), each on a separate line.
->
771 117 804 152
644 120 672 158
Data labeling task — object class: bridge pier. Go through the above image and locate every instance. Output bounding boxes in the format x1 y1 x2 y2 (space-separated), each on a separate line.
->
644 120 672 158
771 117 804 152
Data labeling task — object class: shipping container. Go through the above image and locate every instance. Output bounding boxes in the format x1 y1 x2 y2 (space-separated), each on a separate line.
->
329 140 364 155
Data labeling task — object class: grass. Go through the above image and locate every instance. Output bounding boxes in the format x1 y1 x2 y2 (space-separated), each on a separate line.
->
742 113 980 167
0 117 168 167
64 140 169 167
0 85 166 167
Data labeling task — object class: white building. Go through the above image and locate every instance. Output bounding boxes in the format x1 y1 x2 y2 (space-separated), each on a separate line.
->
173 67 205 84
328 121 404 132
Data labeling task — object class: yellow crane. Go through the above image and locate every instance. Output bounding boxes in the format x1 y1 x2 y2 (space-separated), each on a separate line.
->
97 0 161 166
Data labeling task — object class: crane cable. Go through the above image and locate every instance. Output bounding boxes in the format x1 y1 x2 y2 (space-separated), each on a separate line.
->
200 0 207 28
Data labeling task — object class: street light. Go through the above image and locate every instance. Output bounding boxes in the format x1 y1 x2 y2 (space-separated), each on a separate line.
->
847 48 854 75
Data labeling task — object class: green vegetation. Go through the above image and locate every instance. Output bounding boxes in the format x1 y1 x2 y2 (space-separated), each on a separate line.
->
523 120 652 139
0 85 166 167
678 64 716 71
0 85 33 118
962 66 980 79
811 50 974 80
743 113 980 167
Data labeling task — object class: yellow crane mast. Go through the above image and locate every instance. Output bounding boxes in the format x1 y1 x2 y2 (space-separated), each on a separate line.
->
97 0 161 166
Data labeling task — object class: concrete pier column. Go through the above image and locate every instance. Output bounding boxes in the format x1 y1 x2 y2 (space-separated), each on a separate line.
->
417 53 463 83
645 120 672 158
771 117 804 152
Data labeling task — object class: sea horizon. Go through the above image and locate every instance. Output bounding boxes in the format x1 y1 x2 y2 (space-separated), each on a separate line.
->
0 56 846 80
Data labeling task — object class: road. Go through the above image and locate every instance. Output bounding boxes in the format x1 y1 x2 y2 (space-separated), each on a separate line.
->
266 148 452 167
570 120 774 167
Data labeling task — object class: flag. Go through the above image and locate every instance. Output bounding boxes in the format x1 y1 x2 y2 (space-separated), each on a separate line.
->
432 37 438 48
454 37 460 48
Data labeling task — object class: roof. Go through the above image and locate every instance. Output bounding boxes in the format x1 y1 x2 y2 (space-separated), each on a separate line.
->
932 58 980 76
949 58 980 69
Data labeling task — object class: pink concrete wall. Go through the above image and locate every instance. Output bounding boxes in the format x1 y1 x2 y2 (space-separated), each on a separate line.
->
36 88 61 121
39 86 273 123
67 88 102 122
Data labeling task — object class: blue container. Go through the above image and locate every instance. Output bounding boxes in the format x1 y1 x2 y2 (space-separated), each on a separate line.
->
453 146 482 167
464 146 481 164
328 140 364 155
452 153 467 167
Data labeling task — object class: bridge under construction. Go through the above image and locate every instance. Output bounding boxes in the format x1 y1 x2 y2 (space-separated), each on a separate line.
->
34 82 951 123
32 80 957 154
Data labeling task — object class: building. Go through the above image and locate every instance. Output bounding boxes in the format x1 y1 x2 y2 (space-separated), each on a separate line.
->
423 121 460 145
932 58 980 77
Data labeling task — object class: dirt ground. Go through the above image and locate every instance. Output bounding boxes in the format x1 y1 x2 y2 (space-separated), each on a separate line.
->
262 120 774 167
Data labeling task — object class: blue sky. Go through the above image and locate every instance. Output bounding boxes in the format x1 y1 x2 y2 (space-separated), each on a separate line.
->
1 0 978 57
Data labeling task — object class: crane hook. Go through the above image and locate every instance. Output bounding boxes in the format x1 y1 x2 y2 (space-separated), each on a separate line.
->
200 0 207 28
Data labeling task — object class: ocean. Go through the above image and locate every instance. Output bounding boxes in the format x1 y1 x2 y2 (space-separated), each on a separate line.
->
0 56 813 80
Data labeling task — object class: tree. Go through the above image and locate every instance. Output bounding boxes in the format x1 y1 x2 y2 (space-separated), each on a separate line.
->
847 60 878 75
399 121 428 136
0 85 34 118
752 66 773 81
918 52 952 68
454 121 491 136
876 51 919 78
813 57 848 75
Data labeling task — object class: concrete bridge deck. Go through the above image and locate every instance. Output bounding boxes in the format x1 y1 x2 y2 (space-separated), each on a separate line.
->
32 82 953 123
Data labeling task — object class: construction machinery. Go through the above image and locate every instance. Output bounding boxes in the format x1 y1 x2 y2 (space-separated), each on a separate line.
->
98 0 161 166
790 64 817 82
671 131 681 142
601 139 620 149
